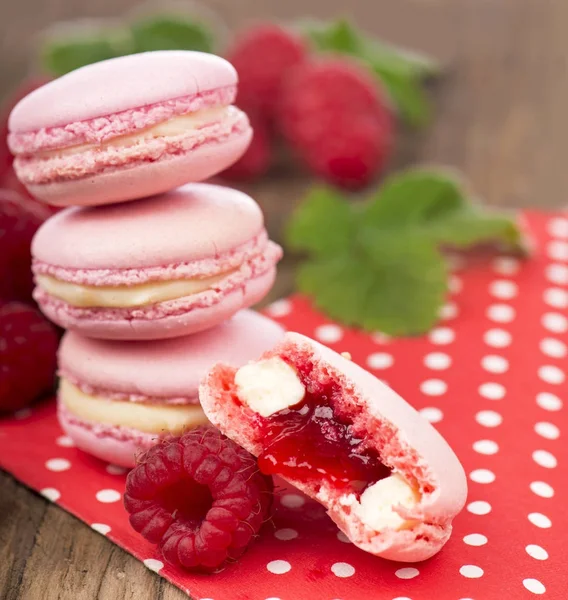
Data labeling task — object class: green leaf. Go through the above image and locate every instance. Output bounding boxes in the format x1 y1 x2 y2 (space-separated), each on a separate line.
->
41 29 133 76
303 19 438 127
286 186 358 257
297 236 448 335
130 15 214 53
364 168 465 228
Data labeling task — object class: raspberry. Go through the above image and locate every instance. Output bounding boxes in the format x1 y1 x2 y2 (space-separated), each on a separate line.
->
0 190 48 302
220 110 271 181
124 426 274 571
227 24 306 119
279 58 394 188
0 302 58 413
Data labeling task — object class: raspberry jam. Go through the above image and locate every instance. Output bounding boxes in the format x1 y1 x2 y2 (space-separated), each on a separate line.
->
257 373 390 494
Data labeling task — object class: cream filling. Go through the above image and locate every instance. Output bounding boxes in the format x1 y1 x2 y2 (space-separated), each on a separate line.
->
37 271 232 308
39 106 233 158
60 378 208 434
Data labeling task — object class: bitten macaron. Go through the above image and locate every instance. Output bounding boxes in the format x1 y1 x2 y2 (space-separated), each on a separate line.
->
58 310 285 467
8 51 252 206
200 332 467 563
32 183 282 340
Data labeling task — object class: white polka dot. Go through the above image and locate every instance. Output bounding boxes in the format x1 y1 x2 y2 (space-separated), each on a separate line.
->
532 449 557 468
449 275 463 293
534 422 560 440
548 216 568 238
536 392 563 411
315 324 343 344
274 528 298 541
13 408 32 419
478 382 506 400
395 567 419 579
546 263 568 285
525 545 549 560
542 312 568 334
266 299 292 318
476 410 503 427
91 523 111 535
264 598 282 600
459 565 484 578
473 440 499 455
45 458 71 472
96 489 121 503
481 355 509 374
463 533 488 546
280 493 305 508
489 280 518 299
424 352 451 370
392 598 412 600
56 435 75 448
469 469 496 484
40 488 60 502
528 512 551 528
331 562 355 578
267 560 291 574
371 331 391 344
439 302 458 320
366 352 393 370
420 407 443 423
540 338 567 359
337 531 350 543
523 578 546 594
420 379 447 396
544 287 568 309
106 464 128 475
487 304 515 323
143 559 164 573
538 365 565 385
548 240 568 261
483 329 511 348
530 481 554 498
428 327 455 345
467 501 491 515
492 256 520 275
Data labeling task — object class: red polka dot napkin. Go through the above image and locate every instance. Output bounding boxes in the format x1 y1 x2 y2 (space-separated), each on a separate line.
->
0 211 566 600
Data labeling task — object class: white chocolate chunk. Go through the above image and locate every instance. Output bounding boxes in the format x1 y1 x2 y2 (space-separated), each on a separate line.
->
353 474 420 531
235 357 305 417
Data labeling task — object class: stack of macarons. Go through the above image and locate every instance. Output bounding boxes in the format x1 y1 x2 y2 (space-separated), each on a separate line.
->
7 50 284 467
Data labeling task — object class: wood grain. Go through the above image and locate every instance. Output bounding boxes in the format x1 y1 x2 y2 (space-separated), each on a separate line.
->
1 0 567 598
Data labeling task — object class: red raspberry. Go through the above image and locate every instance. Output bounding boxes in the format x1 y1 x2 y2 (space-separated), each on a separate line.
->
124 426 274 571
227 24 306 119
0 302 59 413
220 110 271 181
279 58 394 188
0 190 48 302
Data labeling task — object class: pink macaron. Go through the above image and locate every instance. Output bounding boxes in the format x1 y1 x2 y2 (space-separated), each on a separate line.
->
32 183 282 340
58 310 285 467
8 51 251 207
200 332 467 563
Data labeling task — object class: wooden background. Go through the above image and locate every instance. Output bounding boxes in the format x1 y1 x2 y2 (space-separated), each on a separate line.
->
1 0 567 598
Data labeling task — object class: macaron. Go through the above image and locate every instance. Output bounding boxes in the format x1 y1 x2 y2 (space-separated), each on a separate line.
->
200 332 467 563
32 183 282 340
58 310 285 467
8 51 252 207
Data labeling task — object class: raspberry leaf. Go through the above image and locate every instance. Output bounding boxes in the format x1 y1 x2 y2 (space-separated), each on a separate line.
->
304 19 438 127
130 15 214 53
287 167 524 335
286 186 358 257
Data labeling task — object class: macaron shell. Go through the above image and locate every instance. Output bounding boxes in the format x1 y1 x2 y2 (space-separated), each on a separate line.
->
32 181 262 269
9 51 237 132
59 310 285 399
38 266 277 340
24 129 252 208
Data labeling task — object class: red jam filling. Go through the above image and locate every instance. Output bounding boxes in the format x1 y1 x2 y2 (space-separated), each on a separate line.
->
256 366 390 494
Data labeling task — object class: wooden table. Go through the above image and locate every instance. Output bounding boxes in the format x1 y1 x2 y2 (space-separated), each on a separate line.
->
1 1 567 598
